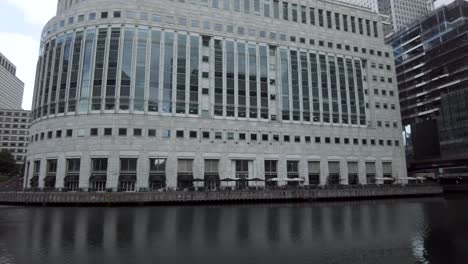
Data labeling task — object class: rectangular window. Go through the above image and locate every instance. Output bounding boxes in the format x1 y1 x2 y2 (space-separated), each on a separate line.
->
282 2 288 20
119 128 127 136
326 11 332 29
300 6 307 24
318 9 324 27
291 4 298 22
161 130 171 138
244 0 251 14
104 128 112 136
90 128 98 136
264 0 270 17
148 129 156 137
335 13 340 30
134 128 142 136
287 161 299 186
273 0 279 19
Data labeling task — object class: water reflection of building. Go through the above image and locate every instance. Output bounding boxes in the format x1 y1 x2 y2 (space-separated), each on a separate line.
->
25 0 406 192
0 200 446 263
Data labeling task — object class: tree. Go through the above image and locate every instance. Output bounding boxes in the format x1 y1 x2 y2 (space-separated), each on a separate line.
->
0 150 19 177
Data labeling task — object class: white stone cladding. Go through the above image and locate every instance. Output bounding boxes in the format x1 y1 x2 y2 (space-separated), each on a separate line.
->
25 0 407 191
0 53 24 110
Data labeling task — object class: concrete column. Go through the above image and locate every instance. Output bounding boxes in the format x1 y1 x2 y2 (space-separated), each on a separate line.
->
376 158 383 185
300 157 308 185
24 160 33 189
166 154 177 190
107 153 120 191
358 159 366 184
79 154 90 190
220 155 230 179
136 153 149 190
194 154 204 180
38 157 47 189
278 155 287 186
257 156 266 187
55 154 66 190
320 157 328 186
340 159 348 185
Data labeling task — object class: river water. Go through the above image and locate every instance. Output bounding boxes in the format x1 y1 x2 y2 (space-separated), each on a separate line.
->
0 196 467 264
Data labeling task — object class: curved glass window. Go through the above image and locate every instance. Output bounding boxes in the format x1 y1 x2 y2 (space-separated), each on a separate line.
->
214 39 223 116
134 29 148 112
119 29 135 111
248 45 258 119
32 55 43 119
259 46 268 119
319 54 329 123
58 33 72 113
149 30 161 112
346 58 358 125
337 57 348 124
43 39 56 117
91 28 107 111
176 34 187 114
105 28 121 110
300 52 310 122
290 50 300 121
237 42 246 118
36 43 49 118
79 29 96 113
68 31 83 113
226 41 235 117
329 56 339 124
162 32 174 113
50 35 64 115
355 60 366 125
91 28 107 110
310 53 320 122
280 49 289 120
189 36 199 115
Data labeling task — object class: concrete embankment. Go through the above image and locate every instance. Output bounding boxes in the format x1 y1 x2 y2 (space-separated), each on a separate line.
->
0 185 443 206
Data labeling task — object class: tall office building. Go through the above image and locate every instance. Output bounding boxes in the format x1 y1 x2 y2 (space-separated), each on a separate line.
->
387 0 468 176
24 0 406 191
0 52 24 109
0 109 31 164
337 0 379 12
379 0 436 34
338 0 436 34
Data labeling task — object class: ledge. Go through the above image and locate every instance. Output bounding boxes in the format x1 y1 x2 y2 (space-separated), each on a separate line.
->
0 185 443 206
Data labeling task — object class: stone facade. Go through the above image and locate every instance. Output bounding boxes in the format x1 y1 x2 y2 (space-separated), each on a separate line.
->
25 0 407 191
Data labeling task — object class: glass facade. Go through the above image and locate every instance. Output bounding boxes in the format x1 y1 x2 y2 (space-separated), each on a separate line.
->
105 28 120 110
31 10 373 128
91 28 107 111
119 29 134 111
134 29 148 112
162 32 174 113
149 30 161 112
79 29 95 113
238 42 247 117
189 36 200 114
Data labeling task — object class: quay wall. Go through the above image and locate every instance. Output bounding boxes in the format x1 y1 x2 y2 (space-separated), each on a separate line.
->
0 185 443 206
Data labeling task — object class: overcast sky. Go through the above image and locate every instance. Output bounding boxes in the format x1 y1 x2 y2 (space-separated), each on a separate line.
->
0 0 458 110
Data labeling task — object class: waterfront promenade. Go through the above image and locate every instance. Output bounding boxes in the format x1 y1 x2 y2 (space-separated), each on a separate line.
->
0 184 442 206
